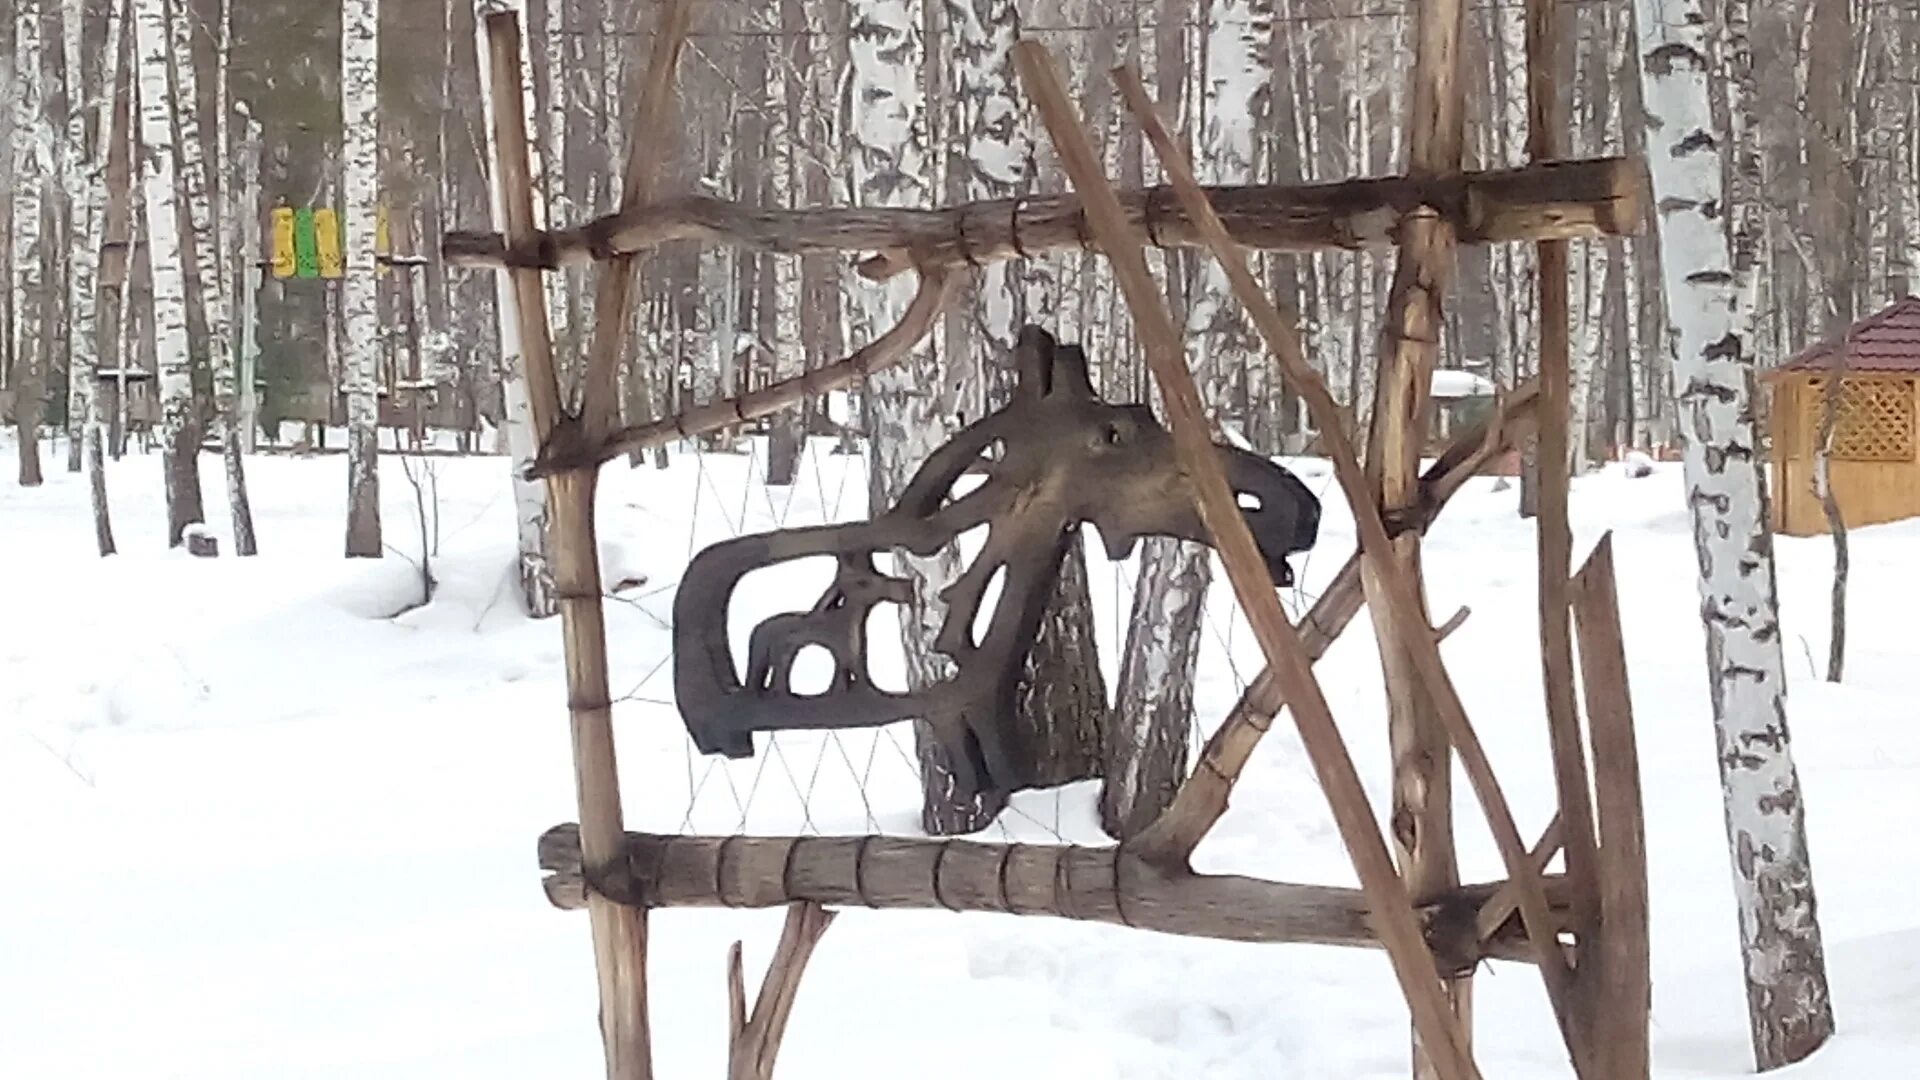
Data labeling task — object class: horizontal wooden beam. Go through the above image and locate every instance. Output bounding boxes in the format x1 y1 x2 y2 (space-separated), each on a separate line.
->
443 157 1645 277
537 824 1568 970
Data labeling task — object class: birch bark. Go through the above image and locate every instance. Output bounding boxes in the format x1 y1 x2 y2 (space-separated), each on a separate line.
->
1111 0 1271 839
11 0 47 487
850 0 978 834
952 0 1108 793
64 0 121 552
476 0 556 616
133 0 204 542
342 0 383 557
1633 0 1835 1067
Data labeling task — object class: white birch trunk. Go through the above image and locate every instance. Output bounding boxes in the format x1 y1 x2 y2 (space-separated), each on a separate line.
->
63 0 120 550
1113 0 1272 839
341 0 382 557
60 0 89 474
850 0 978 833
1633 1 1835 1068
12 0 48 487
475 0 556 617
765 40 804 486
134 0 204 541
239 114 260 451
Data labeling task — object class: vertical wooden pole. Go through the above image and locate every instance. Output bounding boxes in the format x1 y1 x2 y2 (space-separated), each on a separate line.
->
1015 41 1480 1080
1572 535 1650 1079
483 14 650 1079
1525 2 1601 1067
1359 1 1471 1074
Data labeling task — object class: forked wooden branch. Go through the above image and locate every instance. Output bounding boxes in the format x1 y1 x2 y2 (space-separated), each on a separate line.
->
727 902 836 1080
532 269 958 476
536 825 1568 971
575 0 692 435
1114 62 1576 1065
1474 814 1567 941
440 158 1647 275
1016 43 1480 1080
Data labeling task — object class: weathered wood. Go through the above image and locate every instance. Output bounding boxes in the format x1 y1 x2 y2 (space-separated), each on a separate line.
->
483 12 686 1080
726 902 835 1080
1364 4 1476 1074
532 269 957 476
1474 814 1566 942
1572 535 1650 1080
1114 62 1579 1078
1024 48 1478 1080
575 0 691 435
1147 384 1537 863
1526 11 1602 1060
441 158 1647 275
537 825 1567 969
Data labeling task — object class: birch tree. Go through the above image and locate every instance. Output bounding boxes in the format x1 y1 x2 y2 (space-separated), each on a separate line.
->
849 0 978 834
475 0 556 616
133 0 204 542
1109 0 1272 838
342 0 383 557
1633 0 1835 1067
11 0 47 487
947 0 1109 794
65 0 123 553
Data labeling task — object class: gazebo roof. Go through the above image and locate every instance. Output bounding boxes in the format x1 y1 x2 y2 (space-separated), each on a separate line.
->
1766 295 1920 378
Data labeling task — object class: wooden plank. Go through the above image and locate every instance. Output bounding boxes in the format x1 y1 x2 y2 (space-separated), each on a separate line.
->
575 0 693 435
440 157 1650 273
1572 535 1651 1079
1110 61 1579 1061
481 14 654 1080
1014 43 1481 1080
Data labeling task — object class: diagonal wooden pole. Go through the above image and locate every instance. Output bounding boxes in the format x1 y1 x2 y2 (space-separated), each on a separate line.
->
1109 63 1584 1069
482 7 692 1078
1011 41 1480 1080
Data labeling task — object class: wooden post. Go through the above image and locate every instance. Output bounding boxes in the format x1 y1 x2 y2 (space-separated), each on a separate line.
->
1571 535 1650 1079
1014 41 1481 1080
479 10 689 1077
1360 2 1474 1074
1525 0 1601 1066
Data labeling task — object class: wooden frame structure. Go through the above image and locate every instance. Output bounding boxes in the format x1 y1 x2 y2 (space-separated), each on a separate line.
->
449 3 1651 1078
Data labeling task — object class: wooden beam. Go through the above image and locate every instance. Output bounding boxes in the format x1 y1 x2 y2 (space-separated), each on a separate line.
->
1016 43 1481 1080
441 158 1648 274
537 825 1569 969
1572 535 1650 1079
1474 814 1567 941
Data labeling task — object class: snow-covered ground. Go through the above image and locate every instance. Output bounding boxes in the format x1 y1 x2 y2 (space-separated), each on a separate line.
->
3 434 1916 1079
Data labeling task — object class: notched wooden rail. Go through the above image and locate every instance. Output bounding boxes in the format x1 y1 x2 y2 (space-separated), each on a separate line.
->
443 157 1646 277
536 824 1569 972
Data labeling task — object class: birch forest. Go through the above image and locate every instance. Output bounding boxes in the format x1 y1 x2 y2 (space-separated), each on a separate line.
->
4 2 1917 528
3 1 1917 1073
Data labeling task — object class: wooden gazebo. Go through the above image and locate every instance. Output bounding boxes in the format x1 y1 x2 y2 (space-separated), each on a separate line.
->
1766 296 1920 536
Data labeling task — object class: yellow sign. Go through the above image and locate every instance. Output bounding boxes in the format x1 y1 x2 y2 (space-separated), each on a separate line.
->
313 208 344 279
270 207 296 278
376 204 391 277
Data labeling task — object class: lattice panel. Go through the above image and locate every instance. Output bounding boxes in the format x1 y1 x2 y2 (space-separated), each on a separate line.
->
1803 377 1916 462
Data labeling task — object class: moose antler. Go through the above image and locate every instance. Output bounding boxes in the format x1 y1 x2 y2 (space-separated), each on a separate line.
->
672 326 1321 805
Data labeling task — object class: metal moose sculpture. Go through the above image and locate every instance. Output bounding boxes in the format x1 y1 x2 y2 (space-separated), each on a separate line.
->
673 325 1320 806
